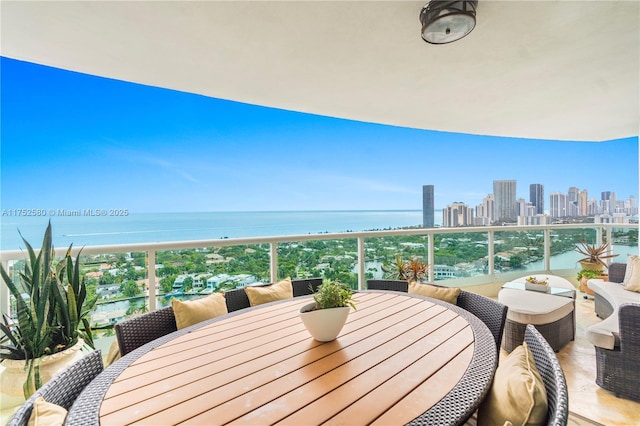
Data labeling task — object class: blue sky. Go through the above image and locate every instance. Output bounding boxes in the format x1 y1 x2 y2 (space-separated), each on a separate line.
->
1 57 638 213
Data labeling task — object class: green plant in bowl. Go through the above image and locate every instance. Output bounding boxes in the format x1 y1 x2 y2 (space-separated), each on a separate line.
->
309 279 356 311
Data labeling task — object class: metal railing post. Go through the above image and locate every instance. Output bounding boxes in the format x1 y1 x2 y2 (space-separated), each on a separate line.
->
147 250 157 311
544 228 551 271
270 242 278 282
427 234 435 282
357 236 365 290
0 260 9 319
487 231 494 276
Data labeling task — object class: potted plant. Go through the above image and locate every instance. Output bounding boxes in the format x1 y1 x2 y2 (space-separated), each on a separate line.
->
381 255 428 282
575 241 617 298
0 222 95 401
299 279 355 342
576 269 607 297
575 241 618 272
381 254 410 280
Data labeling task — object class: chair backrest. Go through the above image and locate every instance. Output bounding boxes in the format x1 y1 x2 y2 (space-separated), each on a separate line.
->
524 324 569 426
608 262 627 283
365 279 506 351
7 350 104 426
225 277 323 312
292 277 323 296
457 290 507 352
366 279 409 292
115 306 177 356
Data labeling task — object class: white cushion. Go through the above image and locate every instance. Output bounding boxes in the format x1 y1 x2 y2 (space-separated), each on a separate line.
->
498 288 574 325
586 279 640 349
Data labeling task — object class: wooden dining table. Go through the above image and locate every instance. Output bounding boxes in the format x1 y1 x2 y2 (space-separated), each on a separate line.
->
67 291 497 426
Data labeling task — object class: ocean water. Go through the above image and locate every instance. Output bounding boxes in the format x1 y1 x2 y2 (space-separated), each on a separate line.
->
1 210 434 250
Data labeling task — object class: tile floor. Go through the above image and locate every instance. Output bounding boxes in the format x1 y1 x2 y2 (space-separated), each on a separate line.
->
535 294 639 425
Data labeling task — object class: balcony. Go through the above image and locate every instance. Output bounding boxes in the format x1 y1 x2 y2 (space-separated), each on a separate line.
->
1 1 638 424
1 222 639 424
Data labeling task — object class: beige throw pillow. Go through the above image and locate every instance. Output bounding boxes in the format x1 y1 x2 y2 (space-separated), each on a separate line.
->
105 338 121 367
171 292 228 330
244 277 293 306
624 256 640 292
28 397 67 426
623 255 640 292
408 281 461 305
477 342 548 426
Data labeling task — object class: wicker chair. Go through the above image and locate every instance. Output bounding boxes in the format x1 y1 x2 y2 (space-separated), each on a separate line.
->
524 324 569 426
6 350 104 426
225 277 322 312
594 302 640 402
366 279 408 292
365 279 507 351
115 305 177 356
458 290 507 352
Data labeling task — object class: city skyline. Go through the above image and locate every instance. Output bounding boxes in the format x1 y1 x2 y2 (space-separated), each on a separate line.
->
1 57 638 214
442 182 636 216
439 183 637 228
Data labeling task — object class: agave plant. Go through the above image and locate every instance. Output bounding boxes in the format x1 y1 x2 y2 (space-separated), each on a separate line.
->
381 254 410 280
0 222 95 397
575 241 618 269
382 255 428 282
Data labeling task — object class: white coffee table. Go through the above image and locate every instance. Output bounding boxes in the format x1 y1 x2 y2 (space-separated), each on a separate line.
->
499 275 576 352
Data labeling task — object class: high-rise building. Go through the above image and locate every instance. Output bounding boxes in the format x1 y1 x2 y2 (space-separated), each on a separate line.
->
601 191 616 214
549 192 567 217
529 183 544 214
422 185 434 228
628 195 638 216
567 187 579 217
578 189 588 216
517 198 535 217
443 202 474 227
493 180 517 222
475 194 494 225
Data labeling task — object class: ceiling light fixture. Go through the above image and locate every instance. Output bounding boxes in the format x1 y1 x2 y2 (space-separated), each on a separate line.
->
420 0 478 44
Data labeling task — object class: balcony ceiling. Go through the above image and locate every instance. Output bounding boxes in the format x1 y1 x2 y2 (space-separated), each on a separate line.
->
1 1 638 142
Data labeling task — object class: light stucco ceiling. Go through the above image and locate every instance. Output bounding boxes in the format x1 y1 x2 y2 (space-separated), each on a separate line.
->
1 1 638 142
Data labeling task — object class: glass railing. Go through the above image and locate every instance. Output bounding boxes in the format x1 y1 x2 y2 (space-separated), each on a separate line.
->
1 223 637 345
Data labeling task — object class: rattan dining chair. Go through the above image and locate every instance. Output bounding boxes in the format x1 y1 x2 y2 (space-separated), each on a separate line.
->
524 324 569 426
6 350 103 426
465 325 568 426
115 305 177 356
365 279 507 352
366 279 409 292
225 277 323 312
457 290 507 352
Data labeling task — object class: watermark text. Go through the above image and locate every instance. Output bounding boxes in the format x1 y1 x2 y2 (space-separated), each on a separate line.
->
1 208 129 217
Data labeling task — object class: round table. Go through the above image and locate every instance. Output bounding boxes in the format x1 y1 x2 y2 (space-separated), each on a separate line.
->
67 291 496 425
